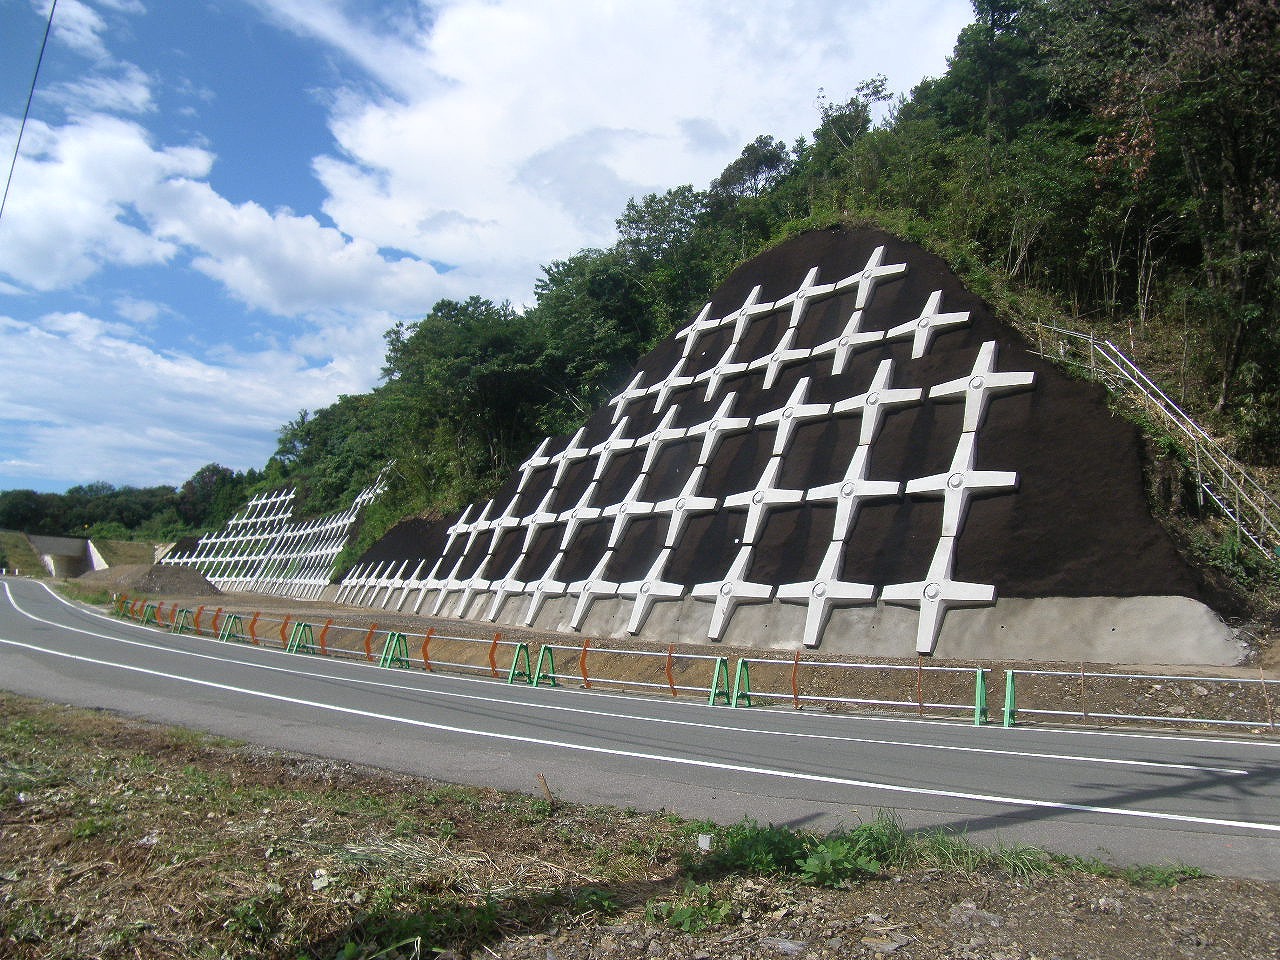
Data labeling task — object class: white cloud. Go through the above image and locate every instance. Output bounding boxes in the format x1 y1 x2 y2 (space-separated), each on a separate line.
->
48 62 154 116
0 115 211 290
0 308 377 487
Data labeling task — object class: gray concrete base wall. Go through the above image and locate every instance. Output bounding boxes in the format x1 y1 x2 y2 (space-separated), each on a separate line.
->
459 591 1245 666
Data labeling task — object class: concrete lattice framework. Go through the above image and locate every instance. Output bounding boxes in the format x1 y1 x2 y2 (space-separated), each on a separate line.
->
338 246 1037 654
162 478 383 601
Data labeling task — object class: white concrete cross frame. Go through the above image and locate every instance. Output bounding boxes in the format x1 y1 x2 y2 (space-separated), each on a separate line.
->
523 554 567 627
727 284 777 345
693 393 753 466
724 456 804 546
690 545 774 641
812 309 885 376
656 470 719 549
756 376 832 459
516 437 554 493
833 358 923 447
568 552 621 631
928 340 1036 432
835 245 908 310
698 342 752 401
608 371 647 425
550 428 593 488
905 431 1018 539
589 416 637 482
601 474 660 550
881 535 995 656
886 289 970 359
673 302 714 355
637 406 689 475
804 445 902 543
558 481 604 550
776 541 876 648
618 548 685 634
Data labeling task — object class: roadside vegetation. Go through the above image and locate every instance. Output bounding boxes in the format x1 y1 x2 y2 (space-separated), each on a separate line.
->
3 691 1277 960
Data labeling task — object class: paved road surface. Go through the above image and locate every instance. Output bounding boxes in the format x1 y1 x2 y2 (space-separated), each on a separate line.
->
3 576 1278 879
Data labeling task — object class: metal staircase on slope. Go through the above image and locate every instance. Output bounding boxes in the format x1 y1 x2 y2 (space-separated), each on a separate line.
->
1032 324 1280 561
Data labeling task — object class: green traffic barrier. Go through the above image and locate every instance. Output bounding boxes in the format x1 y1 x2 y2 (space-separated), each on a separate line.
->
1002 670 1017 727
708 657 732 706
113 593 129 616
286 621 317 655
974 669 988 726
170 608 194 634
141 601 160 627
218 613 249 644
379 631 410 669
731 659 752 708
507 643 532 684
532 645 558 687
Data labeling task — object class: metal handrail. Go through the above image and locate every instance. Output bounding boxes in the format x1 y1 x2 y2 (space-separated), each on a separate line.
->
1033 324 1280 558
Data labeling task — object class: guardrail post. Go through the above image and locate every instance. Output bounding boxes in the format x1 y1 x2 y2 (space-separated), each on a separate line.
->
286 621 316 655
171 608 193 634
533 645 558 687
420 628 434 672
731 659 752 708
1002 670 1017 727
708 657 732 706
379 631 410 669
507 643 532 684
973 669 988 725
218 613 247 643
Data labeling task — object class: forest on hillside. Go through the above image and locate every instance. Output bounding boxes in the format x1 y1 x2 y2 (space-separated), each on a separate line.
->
3 0 1276 564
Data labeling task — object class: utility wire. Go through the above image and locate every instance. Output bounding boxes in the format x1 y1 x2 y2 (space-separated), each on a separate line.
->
1 0 58 224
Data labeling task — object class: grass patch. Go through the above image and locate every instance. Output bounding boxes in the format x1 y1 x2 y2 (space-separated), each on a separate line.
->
0 691 1233 959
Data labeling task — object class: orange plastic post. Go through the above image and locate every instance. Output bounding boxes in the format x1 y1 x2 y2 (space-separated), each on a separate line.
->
318 618 333 656
363 623 378 661
279 615 291 647
211 607 223 635
665 644 677 696
154 602 165 622
194 605 206 633
489 633 501 678
169 605 178 627
129 600 141 619
791 649 802 710
579 638 591 689
248 612 260 645
420 628 434 671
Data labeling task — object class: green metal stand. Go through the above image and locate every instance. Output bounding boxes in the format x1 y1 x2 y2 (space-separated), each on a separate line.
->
170 608 193 635
532 646 558 687
708 657 732 706
379 631 410 668
218 613 249 643
731 659 752 708
286 621 317 654
973 669 988 725
507 643 532 684
1002 670 1017 727
142 601 160 626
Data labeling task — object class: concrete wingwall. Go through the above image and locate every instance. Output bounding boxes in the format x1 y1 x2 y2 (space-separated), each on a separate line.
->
343 226 1243 665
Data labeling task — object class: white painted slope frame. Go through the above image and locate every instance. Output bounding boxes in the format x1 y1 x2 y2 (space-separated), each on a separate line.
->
338 249 1242 664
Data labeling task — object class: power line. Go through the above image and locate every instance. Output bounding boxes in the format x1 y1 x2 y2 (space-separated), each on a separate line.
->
1 0 59 224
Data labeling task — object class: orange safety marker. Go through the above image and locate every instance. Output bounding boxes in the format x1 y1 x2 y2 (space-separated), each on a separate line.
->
488 633 501 678
363 623 378 661
579 638 591 689
211 607 223 635
129 599 141 619
791 649 802 710
170 605 178 627
154 602 165 622
194 605 206 633
665 644 677 696
279 615 291 647
248 612 260 645
318 618 333 656
420 628 434 671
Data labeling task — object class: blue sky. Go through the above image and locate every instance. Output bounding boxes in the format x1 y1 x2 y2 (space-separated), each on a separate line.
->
0 0 973 493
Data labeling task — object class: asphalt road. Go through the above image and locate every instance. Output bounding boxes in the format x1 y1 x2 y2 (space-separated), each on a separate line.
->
3 576 1279 880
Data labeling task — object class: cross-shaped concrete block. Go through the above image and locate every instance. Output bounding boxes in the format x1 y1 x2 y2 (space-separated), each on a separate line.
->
928 340 1035 432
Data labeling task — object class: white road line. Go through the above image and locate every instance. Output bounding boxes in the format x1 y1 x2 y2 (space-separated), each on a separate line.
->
3 584 1251 776
1 627 1277 835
